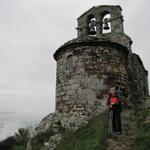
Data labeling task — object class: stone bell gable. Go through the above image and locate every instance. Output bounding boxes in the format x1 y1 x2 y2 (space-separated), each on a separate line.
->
76 5 132 50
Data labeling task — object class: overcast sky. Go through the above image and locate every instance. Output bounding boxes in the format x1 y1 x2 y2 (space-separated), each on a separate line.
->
0 0 149 117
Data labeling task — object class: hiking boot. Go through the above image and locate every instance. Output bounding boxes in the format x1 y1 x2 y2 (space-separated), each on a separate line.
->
116 132 121 135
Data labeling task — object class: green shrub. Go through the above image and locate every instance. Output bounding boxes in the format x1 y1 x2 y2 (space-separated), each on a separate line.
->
0 136 16 150
134 125 150 150
15 128 30 144
30 126 55 150
13 145 26 150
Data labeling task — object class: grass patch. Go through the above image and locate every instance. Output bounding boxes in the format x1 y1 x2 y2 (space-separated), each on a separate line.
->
134 96 150 150
145 96 150 99
134 125 150 150
56 111 109 150
13 145 26 150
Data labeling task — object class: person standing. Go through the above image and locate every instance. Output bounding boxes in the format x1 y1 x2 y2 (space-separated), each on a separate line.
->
107 87 122 135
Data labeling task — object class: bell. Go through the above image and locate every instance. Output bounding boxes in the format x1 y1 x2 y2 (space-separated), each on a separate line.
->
103 23 109 30
103 18 110 30
89 19 96 35
89 27 96 35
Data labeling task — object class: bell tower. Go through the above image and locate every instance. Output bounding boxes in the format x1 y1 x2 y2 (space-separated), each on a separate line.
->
76 5 132 52
77 5 124 37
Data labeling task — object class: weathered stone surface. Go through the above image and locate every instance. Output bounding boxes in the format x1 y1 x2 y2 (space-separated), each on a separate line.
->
55 45 129 116
128 54 149 101
41 134 62 150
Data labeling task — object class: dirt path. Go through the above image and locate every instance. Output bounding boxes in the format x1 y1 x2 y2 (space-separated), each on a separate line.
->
106 107 136 150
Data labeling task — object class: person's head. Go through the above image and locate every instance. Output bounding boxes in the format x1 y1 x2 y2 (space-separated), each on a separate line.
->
110 87 115 94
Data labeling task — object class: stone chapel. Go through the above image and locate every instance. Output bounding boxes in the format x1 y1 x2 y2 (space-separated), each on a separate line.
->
53 5 149 116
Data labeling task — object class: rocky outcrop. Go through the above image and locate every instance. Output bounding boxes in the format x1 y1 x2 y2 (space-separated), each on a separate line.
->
27 107 97 150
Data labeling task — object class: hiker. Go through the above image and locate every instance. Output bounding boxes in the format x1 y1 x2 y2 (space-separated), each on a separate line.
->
107 87 122 135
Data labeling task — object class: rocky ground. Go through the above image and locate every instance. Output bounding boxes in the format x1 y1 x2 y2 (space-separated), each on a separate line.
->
27 97 150 150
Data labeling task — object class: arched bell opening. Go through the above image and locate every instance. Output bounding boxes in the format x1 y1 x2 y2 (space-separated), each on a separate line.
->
87 15 96 36
102 13 111 34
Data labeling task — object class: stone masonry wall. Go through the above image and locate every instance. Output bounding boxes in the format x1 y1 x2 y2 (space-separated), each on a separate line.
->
128 53 149 102
55 44 129 115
